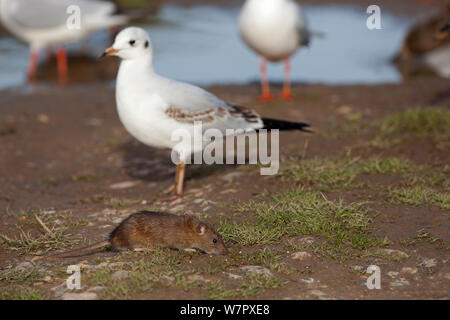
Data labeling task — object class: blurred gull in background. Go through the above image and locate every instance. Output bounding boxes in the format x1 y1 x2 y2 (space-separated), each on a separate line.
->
0 0 127 86
239 0 312 101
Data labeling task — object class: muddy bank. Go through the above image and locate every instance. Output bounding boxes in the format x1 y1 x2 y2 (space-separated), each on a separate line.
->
0 79 449 300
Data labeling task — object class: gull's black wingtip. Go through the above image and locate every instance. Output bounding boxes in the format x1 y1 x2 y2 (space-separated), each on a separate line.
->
261 118 313 133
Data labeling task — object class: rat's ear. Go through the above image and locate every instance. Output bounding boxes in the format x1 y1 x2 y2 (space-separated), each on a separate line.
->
195 223 207 236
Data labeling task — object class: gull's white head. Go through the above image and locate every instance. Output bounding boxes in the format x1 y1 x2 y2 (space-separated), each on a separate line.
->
103 27 152 60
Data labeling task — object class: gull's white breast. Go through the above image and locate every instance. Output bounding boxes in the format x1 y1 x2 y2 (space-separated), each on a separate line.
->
239 0 304 62
115 62 194 152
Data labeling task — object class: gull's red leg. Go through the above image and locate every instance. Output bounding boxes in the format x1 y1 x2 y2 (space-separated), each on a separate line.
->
259 57 274 102
176 162 186 196
56 46 68 87
27 50 39 84
281 58 293 100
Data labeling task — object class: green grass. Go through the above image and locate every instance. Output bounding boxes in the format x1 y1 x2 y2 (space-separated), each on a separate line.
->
105 197 142 209
0 288 46 300
283 157 416 191
81 195 146 209
0 210 81 255
115 0 156 10
372 108 450 150
388 187 450 210
205 282 237 300
204 274 286 299
85 246 291 299
283 156 449 192
86 249 201 299
400 229 444 247
363 249 409 262
239 274 286 297
283 157 361 191
0 267 42 285
219 189 382 251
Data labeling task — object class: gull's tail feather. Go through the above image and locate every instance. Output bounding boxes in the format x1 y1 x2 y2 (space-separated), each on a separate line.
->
261 118 312 133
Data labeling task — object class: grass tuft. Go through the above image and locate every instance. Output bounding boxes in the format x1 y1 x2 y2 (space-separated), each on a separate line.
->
219 190 381 250
0 288 46 300
283 156 449 191
388 187 449 210
372 108 450 150
0 210 79 255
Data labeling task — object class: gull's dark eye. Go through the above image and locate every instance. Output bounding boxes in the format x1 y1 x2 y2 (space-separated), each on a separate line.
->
145 41 149 48
213 238 217 244
129 40 136 46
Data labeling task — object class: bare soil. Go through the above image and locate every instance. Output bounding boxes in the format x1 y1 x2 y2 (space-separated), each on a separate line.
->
0 77 448 300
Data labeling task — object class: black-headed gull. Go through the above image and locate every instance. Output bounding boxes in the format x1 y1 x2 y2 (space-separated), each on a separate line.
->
0 0 127 86
102 27 311 197
239 0 311 101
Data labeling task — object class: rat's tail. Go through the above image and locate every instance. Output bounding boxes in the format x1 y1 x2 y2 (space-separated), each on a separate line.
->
35 240 110 260
262 118 313 133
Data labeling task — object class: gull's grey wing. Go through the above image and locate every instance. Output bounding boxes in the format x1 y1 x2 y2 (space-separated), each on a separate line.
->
7 0 69 29
157 78 263 132
165 104 262 128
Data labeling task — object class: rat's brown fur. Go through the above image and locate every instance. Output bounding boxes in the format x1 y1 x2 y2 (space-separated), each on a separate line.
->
52 211 227 258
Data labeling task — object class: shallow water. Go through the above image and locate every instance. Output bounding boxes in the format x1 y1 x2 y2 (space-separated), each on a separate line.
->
0 4 412 89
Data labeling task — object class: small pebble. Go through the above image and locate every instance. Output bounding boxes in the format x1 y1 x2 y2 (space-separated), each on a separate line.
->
62 292 98 300
109 181 139 190
291 251 312 261
112 270 130 279
240 266 273 278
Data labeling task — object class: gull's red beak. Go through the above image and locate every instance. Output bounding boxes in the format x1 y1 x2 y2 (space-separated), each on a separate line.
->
101 47 119 58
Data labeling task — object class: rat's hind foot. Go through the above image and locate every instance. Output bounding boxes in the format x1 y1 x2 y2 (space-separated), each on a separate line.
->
133 247 154 254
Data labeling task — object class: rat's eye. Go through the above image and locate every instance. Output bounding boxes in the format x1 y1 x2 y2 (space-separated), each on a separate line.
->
129 40 136 46
212 238 217 244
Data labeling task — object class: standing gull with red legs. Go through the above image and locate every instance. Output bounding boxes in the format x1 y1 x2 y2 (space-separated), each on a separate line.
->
239 0 312 101
0 0 127 86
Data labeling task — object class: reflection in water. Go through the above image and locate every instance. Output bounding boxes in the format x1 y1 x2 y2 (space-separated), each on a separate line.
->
0 5 412 89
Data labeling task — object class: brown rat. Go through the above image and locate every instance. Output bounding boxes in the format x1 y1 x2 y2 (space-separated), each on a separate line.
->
46 211 227 258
